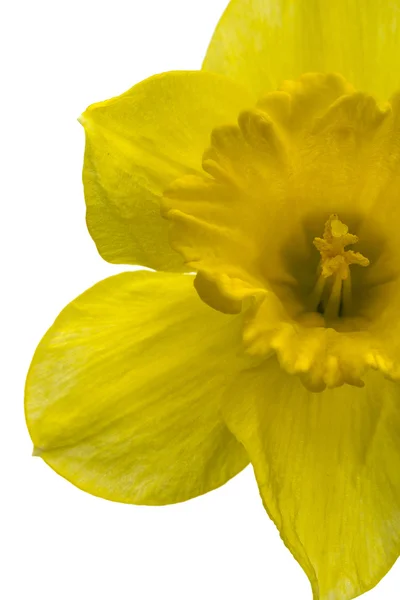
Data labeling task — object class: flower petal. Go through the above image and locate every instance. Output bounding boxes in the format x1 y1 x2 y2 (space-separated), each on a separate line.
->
25 271 252 505
203 0 400 99
222 357 400 599
81 70 253 269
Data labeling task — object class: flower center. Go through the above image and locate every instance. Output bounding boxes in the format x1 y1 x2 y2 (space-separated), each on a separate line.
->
310 214 369 320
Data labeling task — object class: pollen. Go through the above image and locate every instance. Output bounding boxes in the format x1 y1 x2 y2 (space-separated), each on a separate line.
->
311 215 370 319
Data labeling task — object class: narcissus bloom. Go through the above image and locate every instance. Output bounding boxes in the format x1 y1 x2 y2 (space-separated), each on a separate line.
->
25 1 400 598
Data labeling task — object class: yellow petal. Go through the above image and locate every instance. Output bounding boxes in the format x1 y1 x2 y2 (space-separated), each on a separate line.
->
203 0 400 99
222 357 400 599
25 271 252 505
81 70 253 269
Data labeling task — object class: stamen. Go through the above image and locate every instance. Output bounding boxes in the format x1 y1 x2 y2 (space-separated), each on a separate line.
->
311 214 369 318
324 272 343 319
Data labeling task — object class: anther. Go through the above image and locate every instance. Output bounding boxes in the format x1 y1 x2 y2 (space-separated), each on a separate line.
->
311 214 369 318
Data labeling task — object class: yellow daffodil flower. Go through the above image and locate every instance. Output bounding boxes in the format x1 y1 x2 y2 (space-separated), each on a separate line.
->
25 1 400 598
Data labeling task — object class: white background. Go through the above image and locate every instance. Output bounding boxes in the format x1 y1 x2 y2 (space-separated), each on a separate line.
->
1 0 399 598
